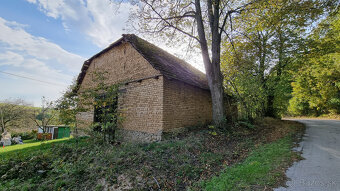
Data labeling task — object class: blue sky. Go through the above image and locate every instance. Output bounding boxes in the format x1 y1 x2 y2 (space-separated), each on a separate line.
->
0 0 204 106
0 0 100 56
0 0 137 106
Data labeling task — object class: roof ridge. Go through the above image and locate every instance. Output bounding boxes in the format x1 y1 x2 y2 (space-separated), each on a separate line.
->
123 34 204 76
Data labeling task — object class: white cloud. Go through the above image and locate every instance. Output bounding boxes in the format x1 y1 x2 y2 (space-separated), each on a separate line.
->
0 17 84 105
0 51 24 67
26 0 37 3
0 17 84 72
85 1 136 47
26 0 135 48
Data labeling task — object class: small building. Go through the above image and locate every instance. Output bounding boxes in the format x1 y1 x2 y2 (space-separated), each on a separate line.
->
76 34 212 142
37 126 70 140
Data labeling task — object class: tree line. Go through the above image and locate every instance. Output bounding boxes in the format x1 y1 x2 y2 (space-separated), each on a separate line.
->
221 0 339 120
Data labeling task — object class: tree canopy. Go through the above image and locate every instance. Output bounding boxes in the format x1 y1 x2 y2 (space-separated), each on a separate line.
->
0 99 31 133
288 10 340 116
220 0 338 119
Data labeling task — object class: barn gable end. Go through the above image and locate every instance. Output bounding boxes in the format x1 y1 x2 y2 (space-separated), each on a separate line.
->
78 42 161 93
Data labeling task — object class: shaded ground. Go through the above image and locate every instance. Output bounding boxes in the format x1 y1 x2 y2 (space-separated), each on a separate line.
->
276 119 340 191
0 118 304 191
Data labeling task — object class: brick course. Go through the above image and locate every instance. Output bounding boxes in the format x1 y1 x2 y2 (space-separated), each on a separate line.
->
118 76 163 134
163 78 212 131
78 42 160 91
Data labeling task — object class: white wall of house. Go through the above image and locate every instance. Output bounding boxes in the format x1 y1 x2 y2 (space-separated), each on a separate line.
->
38 126 58 139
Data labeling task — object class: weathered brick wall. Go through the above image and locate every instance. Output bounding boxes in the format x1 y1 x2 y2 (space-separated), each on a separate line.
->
163 78 212 131
77 42 163 135
78 42 161 91
118 76 163 135
76 110 93 135
75 111 94 131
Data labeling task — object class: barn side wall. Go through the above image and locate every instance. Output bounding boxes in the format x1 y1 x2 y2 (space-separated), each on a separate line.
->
117 76 163 142
163 78 212 131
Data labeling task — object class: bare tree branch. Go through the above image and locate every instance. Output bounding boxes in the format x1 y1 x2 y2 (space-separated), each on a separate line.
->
143 1 200 42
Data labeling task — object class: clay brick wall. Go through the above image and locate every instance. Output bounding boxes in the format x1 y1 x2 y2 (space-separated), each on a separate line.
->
163 78 212 131
77 42 163 134
78 42 161 91
76 111 94 130
118 76 163 135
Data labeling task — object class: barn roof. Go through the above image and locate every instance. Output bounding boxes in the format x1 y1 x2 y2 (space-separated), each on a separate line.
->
76 34 209 90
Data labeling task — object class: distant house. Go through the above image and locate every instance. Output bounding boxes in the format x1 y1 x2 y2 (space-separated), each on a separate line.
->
76 34 212 142
37 126 70 140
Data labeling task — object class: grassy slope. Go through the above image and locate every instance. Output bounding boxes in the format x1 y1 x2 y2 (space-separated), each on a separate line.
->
202 136 300 190
0 118 305 191
0 138 70 160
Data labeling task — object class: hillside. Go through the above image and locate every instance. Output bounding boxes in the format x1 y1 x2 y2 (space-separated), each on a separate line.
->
0 118 305 190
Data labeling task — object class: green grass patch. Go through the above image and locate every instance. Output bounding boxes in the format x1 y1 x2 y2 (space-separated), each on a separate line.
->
0 138 70 153
201 136 297 191
0 138 71 161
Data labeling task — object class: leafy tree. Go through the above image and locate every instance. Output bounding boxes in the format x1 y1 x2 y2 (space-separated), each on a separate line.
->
30 97 57 133
0 99 31 133
288 11 340 116
263 0 337 117
132 0 256 125
56 79 84 137
221 39 267 120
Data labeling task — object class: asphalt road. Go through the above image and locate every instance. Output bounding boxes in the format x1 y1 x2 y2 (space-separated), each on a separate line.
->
275 119 340 191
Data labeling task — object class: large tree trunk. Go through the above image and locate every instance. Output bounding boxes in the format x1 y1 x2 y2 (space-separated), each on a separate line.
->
0 109 5 133
208 74 225 123
195 0 225 125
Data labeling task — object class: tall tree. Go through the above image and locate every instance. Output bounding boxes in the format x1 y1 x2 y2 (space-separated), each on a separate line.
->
133 0 256 125
0 99 31 133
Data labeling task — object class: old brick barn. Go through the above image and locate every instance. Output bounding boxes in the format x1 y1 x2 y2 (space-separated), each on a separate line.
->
76 34 212 141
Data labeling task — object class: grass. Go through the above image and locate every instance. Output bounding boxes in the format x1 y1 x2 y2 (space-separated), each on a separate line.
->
201 136 300 191
0 118 305 190
0 138 71 164
0 138 70 154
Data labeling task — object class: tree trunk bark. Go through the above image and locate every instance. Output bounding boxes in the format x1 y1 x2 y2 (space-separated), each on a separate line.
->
195 0 225 125
209 77 225 123
0 108 5 133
